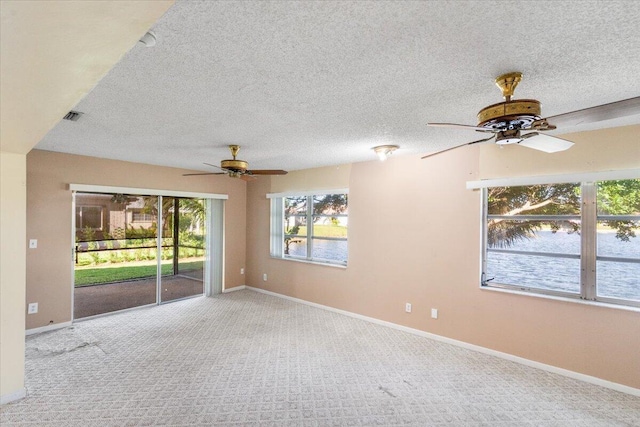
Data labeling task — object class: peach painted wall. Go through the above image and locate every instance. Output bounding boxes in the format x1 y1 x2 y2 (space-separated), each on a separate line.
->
246 126 640 389
26 149 246 330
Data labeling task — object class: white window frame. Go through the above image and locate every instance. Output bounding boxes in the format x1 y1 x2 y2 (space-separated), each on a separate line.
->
268 189 348 267
471 169 640 308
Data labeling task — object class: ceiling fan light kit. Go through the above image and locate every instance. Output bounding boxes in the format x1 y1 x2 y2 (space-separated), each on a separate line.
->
424 71 640 158
494 129 524 145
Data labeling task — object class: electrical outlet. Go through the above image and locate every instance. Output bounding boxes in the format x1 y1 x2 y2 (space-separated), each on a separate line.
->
405 303 412 313
29 239 38 249
263 273 268 281
240 268 245 275
431 308 438 319
28 302 38 314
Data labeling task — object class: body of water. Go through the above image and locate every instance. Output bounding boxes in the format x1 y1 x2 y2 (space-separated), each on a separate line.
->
287 238 347 264
487 230 639 301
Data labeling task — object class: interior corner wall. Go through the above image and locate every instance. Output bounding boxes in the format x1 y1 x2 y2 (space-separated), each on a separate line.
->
245 126 640 390
0 152 27 402
26 149 247 330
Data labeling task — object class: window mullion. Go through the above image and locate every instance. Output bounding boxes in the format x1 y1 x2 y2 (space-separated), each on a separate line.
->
581 182 597 300
271 197 284 257
481 188 489 285
306 196 313 260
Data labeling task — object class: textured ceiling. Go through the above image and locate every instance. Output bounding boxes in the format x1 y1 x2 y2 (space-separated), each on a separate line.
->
36 0 640 172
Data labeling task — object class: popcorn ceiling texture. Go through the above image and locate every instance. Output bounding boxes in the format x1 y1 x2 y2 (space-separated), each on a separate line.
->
36 1 640 172
1 291 639 426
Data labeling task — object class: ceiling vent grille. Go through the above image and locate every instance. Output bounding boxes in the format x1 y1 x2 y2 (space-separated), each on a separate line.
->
63 111 83 121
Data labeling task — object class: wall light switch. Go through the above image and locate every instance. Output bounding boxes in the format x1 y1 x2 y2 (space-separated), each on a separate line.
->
28 302 38 314
263 273 268 281
240 268 245 275
431 308 438 319
29 239 38 249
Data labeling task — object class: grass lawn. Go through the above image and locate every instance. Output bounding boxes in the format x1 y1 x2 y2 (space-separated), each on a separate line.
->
75 260 203 287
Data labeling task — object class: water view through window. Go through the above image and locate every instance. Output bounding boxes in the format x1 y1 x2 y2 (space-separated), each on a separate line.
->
282 193 348 265
486 230 639 300
484 179 640 305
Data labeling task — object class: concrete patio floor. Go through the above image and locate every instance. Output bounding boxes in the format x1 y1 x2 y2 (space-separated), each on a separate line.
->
74 275 203 319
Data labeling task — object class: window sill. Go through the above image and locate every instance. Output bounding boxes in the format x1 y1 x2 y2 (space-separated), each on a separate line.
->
270 256 347 269
480 285 640 313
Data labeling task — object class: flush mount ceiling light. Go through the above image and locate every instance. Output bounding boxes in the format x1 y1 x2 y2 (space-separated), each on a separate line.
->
138 31 157 47
372 145 399 161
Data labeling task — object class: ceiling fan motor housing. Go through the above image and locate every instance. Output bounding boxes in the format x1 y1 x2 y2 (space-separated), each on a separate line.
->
221 159 248 172
221 144 248 173
477 72 542 131
477 99 541 130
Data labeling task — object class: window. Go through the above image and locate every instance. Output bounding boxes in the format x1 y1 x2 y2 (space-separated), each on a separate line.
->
75 205 104 231
482 179 640 307
270 192 348 266
131 209 153 222
596 180 640 302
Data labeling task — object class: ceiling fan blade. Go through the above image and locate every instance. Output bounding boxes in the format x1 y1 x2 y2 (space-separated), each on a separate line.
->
246 169 288 175
544 96 640 128
427 122 494 132
421 135 496 159
182 172 225 176
517 132 574 153
239 174 257 182
203 162 230 172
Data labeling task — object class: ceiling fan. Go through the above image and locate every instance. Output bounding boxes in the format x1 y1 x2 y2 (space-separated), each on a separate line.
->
183 145 288 181
423 72 640 158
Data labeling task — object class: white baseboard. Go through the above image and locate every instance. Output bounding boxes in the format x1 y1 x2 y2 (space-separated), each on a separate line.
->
246 286 640 397
222 285 246 293
1 388 26 405
26 321 72 336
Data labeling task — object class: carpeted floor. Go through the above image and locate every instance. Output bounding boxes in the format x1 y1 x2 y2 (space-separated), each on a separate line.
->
1 290 639 426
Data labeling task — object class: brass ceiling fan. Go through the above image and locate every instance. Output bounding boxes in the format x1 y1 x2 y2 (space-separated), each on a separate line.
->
423 72 640 158
183 145 287 181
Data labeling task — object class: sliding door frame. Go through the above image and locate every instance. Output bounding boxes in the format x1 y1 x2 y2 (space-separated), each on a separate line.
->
70 184 227 321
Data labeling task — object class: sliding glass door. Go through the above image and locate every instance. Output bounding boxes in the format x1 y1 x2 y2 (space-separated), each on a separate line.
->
74 193 160 318
73 192 209 319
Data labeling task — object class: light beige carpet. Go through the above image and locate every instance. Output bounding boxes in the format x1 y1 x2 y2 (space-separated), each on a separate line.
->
1 290 638 426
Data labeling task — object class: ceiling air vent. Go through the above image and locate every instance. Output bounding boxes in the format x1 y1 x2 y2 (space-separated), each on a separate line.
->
63 111 83 121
